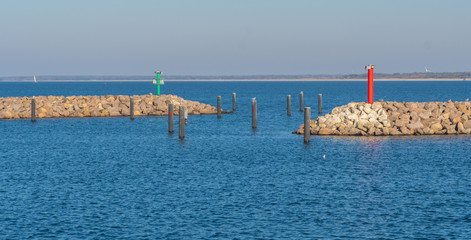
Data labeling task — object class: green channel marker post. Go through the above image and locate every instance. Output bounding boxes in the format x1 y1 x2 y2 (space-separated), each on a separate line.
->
153 71 164 96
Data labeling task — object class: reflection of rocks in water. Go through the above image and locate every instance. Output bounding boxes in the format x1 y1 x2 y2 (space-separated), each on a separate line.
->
0 94 226 119
294 100 471 136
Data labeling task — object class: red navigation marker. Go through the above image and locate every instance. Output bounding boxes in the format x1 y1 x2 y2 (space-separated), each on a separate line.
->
364 64 375 104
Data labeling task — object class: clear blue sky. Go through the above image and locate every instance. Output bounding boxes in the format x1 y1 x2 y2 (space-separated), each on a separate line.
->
1 0 470 76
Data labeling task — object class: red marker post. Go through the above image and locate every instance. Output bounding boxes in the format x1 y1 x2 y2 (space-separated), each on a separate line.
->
365 64 375 104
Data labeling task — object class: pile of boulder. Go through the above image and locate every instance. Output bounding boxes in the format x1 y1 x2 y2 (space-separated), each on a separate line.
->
0 94 224 119
294 101 471 136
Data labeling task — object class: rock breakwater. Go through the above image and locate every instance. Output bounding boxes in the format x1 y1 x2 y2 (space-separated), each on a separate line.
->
0 94 225 119
295 101 471 136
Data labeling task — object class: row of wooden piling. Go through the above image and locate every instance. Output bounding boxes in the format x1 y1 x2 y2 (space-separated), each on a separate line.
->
28 91 318 121
297 92 320 143
293 91 322 114
288 92 318 143
166 103 186 139
287 92 321 143
28 91 319 143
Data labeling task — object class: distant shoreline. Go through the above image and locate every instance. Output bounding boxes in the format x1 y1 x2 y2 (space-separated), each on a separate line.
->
0 78 469 82
2 71 470 82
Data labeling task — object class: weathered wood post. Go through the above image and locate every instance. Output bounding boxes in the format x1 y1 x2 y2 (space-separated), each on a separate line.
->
130 96 134 120
184 108 188 123
287 95 291 116
300 91 304 112
318 94 322 114
217 96 222 118
168 103 174 133
232 93 236 111
31 98 36 122
304 107 311 143
179 106 185 139
252 98 257 128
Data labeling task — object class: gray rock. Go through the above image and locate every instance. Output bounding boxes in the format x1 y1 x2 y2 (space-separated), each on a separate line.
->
318 128 334 135
445 125 457 134
330 116 342 125
399 126 412 135
463 120 471 129
346 114 359 122
408 121 424 130
430 122 443 131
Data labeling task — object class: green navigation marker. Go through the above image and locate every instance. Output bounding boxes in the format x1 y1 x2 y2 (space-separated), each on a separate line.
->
152 71 164 96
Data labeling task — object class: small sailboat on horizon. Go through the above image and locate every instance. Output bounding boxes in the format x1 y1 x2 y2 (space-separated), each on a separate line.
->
33 75 37 83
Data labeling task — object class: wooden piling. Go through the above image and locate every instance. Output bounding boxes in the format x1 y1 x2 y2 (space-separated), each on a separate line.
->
252 99 257 129
31 98 36 122
217 96 221 118
287 95 291 116
168 103 174 133
232 93 236 111
304 107 311 143
179 106 185 139
130 96 134 120
300 91 303 112
318 94 322 114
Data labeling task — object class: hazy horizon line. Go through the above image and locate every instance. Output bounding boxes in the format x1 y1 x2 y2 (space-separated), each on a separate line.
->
2 71 471 80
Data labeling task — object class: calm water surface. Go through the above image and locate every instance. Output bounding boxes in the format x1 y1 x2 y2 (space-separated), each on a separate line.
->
1 81 471 239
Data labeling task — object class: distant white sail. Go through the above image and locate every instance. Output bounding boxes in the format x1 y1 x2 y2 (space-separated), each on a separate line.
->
34 75 37 83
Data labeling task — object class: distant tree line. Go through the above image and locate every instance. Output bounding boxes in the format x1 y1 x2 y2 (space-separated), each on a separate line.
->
343 72 471 79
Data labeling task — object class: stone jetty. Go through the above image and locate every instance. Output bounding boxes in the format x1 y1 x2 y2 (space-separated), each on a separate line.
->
0 94 226 119
295 101 471 136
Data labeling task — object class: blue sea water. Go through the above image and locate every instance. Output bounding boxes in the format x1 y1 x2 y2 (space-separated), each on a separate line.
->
1 81 471 239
